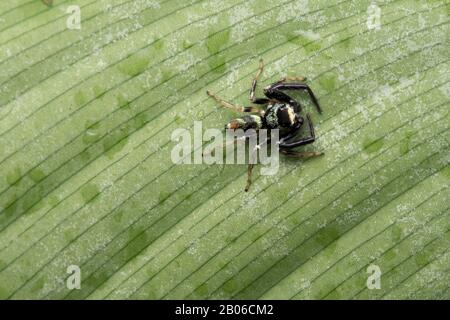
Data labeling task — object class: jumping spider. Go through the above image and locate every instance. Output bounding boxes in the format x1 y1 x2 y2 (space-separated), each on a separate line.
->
206 59 323 192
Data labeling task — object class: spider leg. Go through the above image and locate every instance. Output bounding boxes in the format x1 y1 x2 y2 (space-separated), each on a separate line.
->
248 60 272 107
245 138 268 192
263 85 302 113
249 59 264 102
206 90 261 113
207 90 244 112
252 98 271 105
275 76 307 84
268 82 322 114
278 120 303 143
279 114 317 148
245 163 255 192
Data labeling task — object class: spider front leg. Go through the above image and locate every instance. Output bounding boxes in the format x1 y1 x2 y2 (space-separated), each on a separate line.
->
264 82 322 114
279 114 317 148
263 84 303 113
279 116 323 158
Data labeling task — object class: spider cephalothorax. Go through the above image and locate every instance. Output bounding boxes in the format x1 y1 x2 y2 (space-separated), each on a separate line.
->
207 59 323 191
263 102 299 129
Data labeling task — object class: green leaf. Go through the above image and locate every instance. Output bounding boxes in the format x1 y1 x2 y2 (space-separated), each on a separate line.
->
0 0 448 300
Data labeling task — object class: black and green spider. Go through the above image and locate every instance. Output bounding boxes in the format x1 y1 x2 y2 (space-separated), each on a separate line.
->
207 59 324 191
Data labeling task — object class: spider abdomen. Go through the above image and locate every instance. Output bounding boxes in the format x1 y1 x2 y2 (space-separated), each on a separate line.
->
226 114 263 130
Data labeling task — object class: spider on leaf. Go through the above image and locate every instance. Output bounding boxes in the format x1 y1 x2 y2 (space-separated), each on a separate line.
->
206 59 324 191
